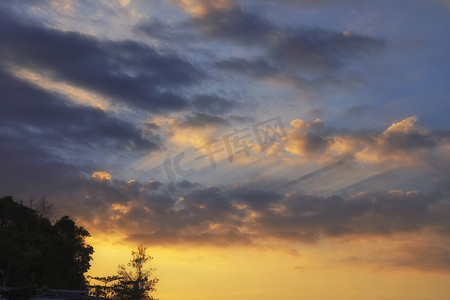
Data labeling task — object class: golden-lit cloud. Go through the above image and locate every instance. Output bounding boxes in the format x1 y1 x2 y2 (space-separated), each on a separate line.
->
10 67 109 110
284 116 443 167
356 116 437 166
111 203 130 214
173 0 232 16
384 116 422 134
50 0 75 13
91 171 112 181
119 0 131 7
266 142 284 157
285 118 332 158
152 114 228 150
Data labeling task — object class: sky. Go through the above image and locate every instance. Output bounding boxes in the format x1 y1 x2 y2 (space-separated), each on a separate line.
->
1 0 450 299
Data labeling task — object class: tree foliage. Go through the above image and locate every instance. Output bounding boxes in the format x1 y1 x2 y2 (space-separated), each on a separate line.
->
88 275 120 299
89 245 158 300
0 196 93 289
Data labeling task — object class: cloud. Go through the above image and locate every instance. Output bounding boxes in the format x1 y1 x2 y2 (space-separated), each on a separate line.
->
119 0 131 7
0 132 82 196
0 69 160 153
167 0 385 94
44 176 450 268
357 116 438 165
138 0 386 89
10 67 110 111
92 172 112 181
134 1 386 96
268 27 385 71
262 0 351 3
179 112 230 128
190 94 236 115
190 4 274 45
1 0 449 277
216 57 280 79
0 68 162 197
136 19 198 43
172 0 233 17
185 1 385 72
0 9 202 112
285 119 334 157
283 116 447 167
344 104 377 117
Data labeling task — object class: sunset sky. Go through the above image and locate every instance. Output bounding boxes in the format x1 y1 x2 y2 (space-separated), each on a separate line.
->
1 0 450 299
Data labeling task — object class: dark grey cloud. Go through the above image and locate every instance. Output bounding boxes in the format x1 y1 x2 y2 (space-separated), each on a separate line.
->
227 187 282 210
380 129 438 153
0 68 162 197
179 112 230 128
215 57 280 79
190 94 236 115
344 104 376 117
0 9 203 112
260 0 358 5
191 5 274 46
143 122 160 130
167 2 386 87
255 190 447 238
228 115 255 123
138 2 385 77
309 108 324 117
136 19 198 43
0 133 82 196
47 177 450 261
268 27 385 71
0 70 159 152
133 2 386 95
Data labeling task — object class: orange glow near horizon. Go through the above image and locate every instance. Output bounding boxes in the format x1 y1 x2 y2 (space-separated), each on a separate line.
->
86 233 450 300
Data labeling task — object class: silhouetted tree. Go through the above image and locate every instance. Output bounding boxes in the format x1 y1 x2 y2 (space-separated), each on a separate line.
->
27 196 57 229
51 216 94 289
0 196 93 289
89 245 158 299
114 245 158 300
88 275 120 298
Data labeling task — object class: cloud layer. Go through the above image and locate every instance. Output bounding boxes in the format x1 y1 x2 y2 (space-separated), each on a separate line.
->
0 9 202 112
1 0 450 276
